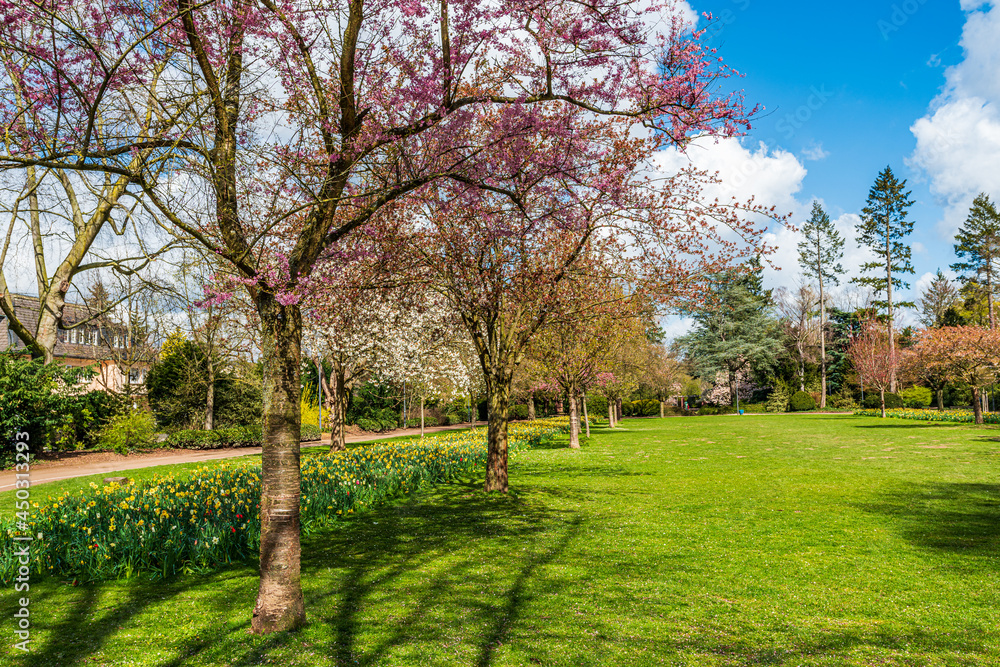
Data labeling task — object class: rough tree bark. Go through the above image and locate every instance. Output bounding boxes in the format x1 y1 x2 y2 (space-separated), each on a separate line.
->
568 389 580 449
251 296 306 633
582 393 590 438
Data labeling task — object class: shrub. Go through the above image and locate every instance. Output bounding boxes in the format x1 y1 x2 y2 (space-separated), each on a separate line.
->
789 391 816 412
586 395 608 417
765 386 789 413
509 404 529 420
99 410 158 454
301 424 322 441
738 403 768 413
166 425 263 449
405 417 440 428
899 386 932 409
863 392 903 410
827 390 857 410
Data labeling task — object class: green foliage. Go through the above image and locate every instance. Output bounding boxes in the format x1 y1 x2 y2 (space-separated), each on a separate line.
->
676 266 784 406
508 404 529 421
146 339 262 429
851 165 916 312
898 386 933 409
738 403 768 413
99 410 158 454
0 351 107 459
163 424 321 450
765 386 790 413
623 399 660 416
951 193 1000 318
789 391 816 412
586 394 608 417
863 392 904 410
828 387 858 410
798 201 845 287
405 417 440 428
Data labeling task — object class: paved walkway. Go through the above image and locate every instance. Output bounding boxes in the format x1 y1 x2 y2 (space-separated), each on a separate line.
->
0 422 484 493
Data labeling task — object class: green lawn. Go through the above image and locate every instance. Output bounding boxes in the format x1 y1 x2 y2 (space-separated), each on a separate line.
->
3 414 1000 666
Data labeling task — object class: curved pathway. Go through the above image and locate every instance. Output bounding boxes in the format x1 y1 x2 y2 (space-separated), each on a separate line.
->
0 422 484 493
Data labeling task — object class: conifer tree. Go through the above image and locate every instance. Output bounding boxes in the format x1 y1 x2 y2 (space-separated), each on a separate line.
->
918 270 961 328
797 201 844 407
851 166 915 392
951 193 1000 329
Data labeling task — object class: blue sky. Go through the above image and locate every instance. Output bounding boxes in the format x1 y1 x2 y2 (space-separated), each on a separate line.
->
660 0 1000 338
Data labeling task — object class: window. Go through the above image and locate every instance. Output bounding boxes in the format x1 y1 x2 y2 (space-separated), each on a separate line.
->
129 368 145 384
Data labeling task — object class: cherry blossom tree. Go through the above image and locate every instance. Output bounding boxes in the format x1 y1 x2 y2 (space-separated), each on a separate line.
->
909 326 1000 424
845 319 897 418
2 0 762 631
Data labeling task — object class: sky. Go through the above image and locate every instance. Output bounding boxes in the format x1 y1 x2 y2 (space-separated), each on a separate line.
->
658 0 1000 341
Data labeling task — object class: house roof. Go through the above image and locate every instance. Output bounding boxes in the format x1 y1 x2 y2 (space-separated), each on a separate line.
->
0 293 129 361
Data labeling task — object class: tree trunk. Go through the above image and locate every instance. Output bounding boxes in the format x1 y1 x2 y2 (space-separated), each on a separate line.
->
582 393 590 437
420 393 425 438
936 387 944 411
555 396 564 415
988 265 996 330
323 365 347 452
527 392 536 420
819 272 827 408
728 369 738 407
973 386 984 424
616 397 623 422
880 388 886 419
886 237 897 393
659 399 664 418
251 296 306 634
568 389 580 449
204 355 215 431
608 401 615 428
484 377 511 493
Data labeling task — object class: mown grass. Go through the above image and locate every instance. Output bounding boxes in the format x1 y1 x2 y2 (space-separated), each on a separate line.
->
3 414 1000 665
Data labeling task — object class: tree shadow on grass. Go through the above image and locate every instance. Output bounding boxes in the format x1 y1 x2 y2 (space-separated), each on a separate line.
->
857 482 1000 555
299 481 579 667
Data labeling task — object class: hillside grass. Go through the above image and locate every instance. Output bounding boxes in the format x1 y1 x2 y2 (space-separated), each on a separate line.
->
3 414 1000 665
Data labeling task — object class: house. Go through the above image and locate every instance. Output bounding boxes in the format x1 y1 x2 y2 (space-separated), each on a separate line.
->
0 294 152 393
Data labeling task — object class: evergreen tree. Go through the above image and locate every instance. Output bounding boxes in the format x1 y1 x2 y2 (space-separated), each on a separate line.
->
951 193 1000 329
918 269 960 328
797 201 844 407
676 265 784 407
850 165 915 391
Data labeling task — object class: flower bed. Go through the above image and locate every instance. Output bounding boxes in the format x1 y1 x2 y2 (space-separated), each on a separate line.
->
853 408 1000 424
0 418 569 583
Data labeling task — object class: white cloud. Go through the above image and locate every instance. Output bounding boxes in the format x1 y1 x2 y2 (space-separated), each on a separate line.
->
909 2 1000 238
801 142 830 161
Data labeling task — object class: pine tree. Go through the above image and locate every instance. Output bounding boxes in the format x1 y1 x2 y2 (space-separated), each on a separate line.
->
676 264 784 407
797 201 844 407
918 269 960 328
951 193 1000 329
851 166 915 392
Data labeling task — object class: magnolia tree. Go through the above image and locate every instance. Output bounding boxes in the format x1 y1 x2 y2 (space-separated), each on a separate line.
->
845 319 897 417
910 326 1000 424
702 367 758 407
2 0 765 631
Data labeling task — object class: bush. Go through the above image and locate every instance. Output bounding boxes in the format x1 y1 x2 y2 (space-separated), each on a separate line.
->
509 404 529 420
301 424 322 441
99 410 158 454
899 386 933 409
827 389 857 410
586 395 608 417
405 417 440 428
738 403 768 413
765 386 789 413
166 425 262 449
356 417 396 433
863 392 903 410
789 391 816 412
